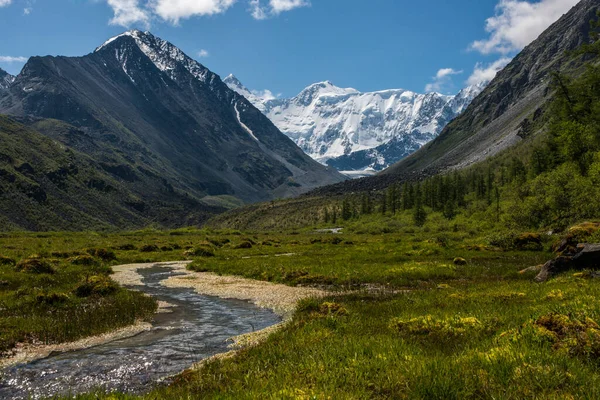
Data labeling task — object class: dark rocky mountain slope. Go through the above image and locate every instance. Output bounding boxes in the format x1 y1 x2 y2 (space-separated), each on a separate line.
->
0 68 14 90
0 31 345 211
383 0 600 179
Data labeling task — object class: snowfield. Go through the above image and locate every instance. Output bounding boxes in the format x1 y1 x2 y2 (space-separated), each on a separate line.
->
225 75 486 171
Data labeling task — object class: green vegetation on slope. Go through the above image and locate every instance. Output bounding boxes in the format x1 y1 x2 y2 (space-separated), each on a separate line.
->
0 115 226 231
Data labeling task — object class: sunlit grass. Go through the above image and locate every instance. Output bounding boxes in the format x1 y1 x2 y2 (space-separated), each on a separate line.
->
2 225 599 399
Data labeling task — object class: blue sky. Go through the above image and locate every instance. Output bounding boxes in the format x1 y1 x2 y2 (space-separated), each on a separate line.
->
0 0 580 97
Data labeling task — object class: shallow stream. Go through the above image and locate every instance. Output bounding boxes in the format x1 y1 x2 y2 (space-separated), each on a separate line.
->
0 265 281 399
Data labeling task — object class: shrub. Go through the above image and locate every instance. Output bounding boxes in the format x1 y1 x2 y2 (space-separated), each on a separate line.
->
453 257 467 266
318 302 349 317
74 276 119 297
36 292 70 305
282 270 309 281
50 251 77 258
187 263 209 273
68 255 98 266
233 241 253 249
184 247 215 257
86 248 117 261
435 235 450 248
208 237 230 247
488 231 543 251
568 221 600 240
519 313 600 360
0 255 15 266
299 300 348 317
390 315 488 340
488 231 519 250
514 233 543 251
115 244 137 251
15 258 55 274
140 244 159 252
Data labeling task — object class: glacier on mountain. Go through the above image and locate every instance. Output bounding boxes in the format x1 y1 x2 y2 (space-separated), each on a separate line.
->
225 75 486 172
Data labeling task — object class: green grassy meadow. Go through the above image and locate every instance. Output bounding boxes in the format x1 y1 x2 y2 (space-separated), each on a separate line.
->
1 210 599 398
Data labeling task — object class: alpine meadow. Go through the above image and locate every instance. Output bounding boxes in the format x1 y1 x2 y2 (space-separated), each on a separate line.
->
2 1 600 399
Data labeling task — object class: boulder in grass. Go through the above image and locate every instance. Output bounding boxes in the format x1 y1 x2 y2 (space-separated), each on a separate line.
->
553 222 600 253
535 243 600 282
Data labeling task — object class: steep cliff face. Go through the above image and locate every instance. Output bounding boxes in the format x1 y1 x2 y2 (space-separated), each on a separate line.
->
0 30 345 208
0 68 14 90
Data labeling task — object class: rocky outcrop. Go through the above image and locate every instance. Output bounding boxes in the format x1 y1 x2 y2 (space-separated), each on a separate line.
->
535 243 600 282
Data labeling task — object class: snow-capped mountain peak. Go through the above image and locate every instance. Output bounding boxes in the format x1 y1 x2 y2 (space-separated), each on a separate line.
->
96 30 212 85
226 76 487 172
294 81 359 106
223 74 271 112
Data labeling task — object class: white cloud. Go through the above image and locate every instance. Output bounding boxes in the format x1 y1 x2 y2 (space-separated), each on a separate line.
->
0 0 12 7
252 88 278 101
248 0 309 20
425 68 462 93
269 0 309 14
436 68 462 79
197 49 209 58
0 56 28 63
104 0 307 26
23 7 32 15
249 0 267 19
470 0 579 55
107 0 150 28
150 0 236 24
467 57 512 85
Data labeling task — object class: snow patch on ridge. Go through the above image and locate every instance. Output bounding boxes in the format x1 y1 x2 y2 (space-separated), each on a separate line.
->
235 102 259 142
97 30 210 84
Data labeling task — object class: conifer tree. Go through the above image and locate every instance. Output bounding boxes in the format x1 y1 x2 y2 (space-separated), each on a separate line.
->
413 184 427 227
341 198 352 221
